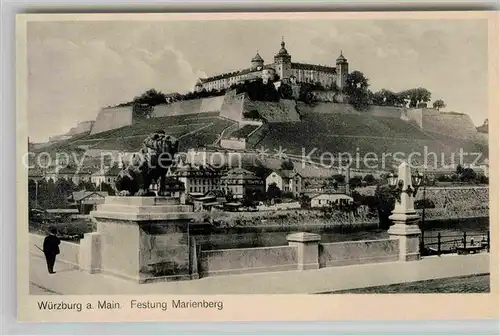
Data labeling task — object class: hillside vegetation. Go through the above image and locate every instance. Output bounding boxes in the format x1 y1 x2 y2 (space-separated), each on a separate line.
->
249 112 487 168
42 112 235 154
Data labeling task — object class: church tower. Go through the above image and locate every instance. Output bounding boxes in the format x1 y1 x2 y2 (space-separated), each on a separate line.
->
336 51 349 90
273 37 292 80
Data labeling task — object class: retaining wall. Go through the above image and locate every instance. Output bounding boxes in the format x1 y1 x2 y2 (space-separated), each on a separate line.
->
200 96 225 113
91 107 133 135
199 245 298 276
319 238 399 267
30 231 418 279
220 92 245 121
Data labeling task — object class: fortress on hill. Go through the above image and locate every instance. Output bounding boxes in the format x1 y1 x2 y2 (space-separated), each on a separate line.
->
38 37 488 166
194 38 349 92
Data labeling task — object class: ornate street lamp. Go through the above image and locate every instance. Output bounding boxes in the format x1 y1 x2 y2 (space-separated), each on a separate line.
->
411 170 424 193
387 169 424 202
387 172 399 187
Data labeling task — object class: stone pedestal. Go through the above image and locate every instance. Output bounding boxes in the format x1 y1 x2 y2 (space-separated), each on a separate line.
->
287 232 321 270
388 221 421 262
90 196 198 283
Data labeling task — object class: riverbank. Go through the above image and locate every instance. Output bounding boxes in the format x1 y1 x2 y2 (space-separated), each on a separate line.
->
203 205 488 229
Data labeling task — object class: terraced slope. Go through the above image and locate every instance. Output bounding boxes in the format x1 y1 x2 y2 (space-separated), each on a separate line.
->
249 113 488 168
47 112 235 153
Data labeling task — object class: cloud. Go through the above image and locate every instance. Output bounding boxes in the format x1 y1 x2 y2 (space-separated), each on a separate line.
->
28 36 203 141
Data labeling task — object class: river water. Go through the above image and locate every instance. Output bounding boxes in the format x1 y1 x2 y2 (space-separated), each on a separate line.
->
193 217 489 251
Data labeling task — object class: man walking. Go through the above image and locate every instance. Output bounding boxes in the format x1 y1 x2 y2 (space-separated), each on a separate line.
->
43 227 60 274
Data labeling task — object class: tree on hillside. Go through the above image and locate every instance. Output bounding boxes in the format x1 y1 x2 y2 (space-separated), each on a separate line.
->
243 109 262 120
132 102 153 120
417 102 428 108
371 89 402 107
399 87 432 108
363 174 376 185
460 168 477 182
432 99 446 111
298 83 318 105
348 176 363 189
375 184 396 229
281 160 294 171
134 89 167 106
99 182 116 195
130 88 168 119
278 83 293 99
78 180 97 191
331 174 345 184
343 71 371 111
266 182 282 200
234 78 280 102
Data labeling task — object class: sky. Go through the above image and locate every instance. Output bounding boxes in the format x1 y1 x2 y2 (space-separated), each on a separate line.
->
27 18 488 142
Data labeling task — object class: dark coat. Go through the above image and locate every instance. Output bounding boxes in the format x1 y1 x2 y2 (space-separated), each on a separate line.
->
43 234 61 255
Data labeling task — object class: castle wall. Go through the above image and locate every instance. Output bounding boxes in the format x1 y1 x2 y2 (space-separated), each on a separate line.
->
152 97 224 118
298 102 406 118
220 91 245 121
90 107 133 135
200 96 225 112
367 105 405 118
69 121 95 136
421 111 479 140
152 102 183 117
296 102 358 115
244 99 300 122
474 132 489 146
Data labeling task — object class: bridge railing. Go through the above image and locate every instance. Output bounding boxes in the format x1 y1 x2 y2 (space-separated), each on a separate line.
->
421 231 489 256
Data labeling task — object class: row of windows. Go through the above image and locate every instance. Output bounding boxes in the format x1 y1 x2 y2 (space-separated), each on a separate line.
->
316 198 351 205
223 179 264 185
203 72 261 90
189 186 212 193
190 178 220 186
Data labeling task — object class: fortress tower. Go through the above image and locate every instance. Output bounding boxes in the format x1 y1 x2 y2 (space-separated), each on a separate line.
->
336 51 349 90
194 79 203 93
251 52 264 70
274 37 292 80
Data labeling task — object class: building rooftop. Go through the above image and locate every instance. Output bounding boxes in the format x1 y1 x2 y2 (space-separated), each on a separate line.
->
269 169 301 179
222 168 261 180
336 51 347 63
291 62 336 73
252 52 264 62
310 192 353 199
200 67 261 83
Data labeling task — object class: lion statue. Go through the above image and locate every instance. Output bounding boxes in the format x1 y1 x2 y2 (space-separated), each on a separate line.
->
115 130 179 196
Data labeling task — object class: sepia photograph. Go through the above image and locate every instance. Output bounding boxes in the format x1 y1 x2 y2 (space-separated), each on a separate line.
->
16 11 498 322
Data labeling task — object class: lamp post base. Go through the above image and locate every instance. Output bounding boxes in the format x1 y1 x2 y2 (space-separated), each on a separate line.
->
388 223 422 262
